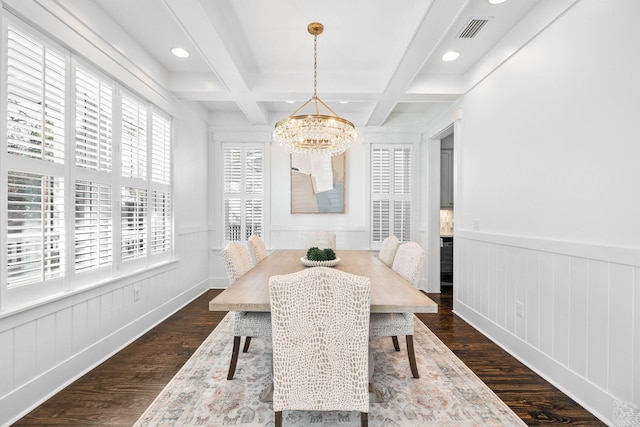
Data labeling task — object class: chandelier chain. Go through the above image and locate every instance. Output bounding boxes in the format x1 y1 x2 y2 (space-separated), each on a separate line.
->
313 33 318 99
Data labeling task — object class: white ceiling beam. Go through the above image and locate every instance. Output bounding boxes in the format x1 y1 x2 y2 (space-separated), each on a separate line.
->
366 0 469 127
163 0 268 124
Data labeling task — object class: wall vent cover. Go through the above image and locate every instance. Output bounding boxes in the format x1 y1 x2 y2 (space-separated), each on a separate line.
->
458 18 490 39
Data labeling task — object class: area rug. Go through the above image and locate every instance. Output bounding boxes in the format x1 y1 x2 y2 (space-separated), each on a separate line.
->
134 314 526 426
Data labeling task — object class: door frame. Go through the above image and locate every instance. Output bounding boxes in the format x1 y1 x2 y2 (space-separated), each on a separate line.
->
425 106 461 292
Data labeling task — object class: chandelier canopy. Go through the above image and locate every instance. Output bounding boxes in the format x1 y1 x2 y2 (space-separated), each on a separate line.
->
273 22 356 157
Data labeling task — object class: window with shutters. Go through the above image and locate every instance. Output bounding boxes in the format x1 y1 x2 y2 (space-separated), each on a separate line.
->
121 94 147 180
121 187 147 262
222 145 263 243
75 66 112 172
74 181 112 273
5 24 66 296
2 21 174 309
370 145 413 244
149 111 172 255
7 172 65 287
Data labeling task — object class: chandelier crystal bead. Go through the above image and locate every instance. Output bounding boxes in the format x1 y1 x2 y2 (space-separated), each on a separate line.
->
273 22 356 157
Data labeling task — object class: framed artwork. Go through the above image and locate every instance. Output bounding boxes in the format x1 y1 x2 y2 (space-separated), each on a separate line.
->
290 152 345 214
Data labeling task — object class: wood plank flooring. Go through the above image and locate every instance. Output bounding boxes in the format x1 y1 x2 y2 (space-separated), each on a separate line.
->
14 288 605 426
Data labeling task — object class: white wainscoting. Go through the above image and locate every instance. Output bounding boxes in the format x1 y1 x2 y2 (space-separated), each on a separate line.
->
453 230 639 426
0 229 211 425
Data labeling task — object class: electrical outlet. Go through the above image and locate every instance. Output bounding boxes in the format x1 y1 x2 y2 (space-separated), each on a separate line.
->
473 219 480 230
516 301 524 318
134 284 140 302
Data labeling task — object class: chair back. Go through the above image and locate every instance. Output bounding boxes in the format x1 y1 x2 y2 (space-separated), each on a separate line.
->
248 235 268 264
269 267 370 413
220 242 253 284
391 242 426 286
378 235 400 267
303 231 336 250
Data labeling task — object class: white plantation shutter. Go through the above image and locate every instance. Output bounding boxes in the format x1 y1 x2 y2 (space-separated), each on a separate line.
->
121 94 147 179
74 181 112 272
371 148 390 194
151 112 171 184
7 171 65 287
394 200 411 241
151 191 171 254
75 66 113 171
6 26 65 163
394 148 411 194
121 187 147 261
371 146 413 243
224 199 242 241
222 146 263 242
224 148 241 194
245 200 263 239
371 200 390 242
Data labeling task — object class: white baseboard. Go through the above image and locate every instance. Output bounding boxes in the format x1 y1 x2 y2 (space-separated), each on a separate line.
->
453 301 613 426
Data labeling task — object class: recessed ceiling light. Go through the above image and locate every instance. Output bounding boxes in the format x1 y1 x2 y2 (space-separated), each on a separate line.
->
285 100 296 104
488 0 507 4
171 47 190 58
339 101 349 104
442 51 460 62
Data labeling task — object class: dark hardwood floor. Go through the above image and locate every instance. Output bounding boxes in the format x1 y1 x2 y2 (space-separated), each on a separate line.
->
14 288 604 426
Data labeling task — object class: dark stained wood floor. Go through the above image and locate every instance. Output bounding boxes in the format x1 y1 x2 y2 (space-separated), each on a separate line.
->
14 288 605 426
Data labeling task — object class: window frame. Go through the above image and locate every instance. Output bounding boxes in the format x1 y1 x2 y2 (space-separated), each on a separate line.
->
220 143 265 245
369 143 415 248
0 18 174 311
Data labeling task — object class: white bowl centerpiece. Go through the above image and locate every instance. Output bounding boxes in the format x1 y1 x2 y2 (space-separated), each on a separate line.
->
301 247 340 267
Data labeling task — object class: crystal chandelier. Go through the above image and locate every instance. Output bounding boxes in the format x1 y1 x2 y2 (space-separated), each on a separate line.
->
273 22 356 156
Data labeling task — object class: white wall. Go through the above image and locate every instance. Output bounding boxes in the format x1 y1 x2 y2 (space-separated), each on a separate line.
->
440 0 640 424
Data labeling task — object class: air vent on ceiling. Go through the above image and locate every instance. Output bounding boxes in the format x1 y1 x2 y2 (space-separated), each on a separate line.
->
457 17 490 39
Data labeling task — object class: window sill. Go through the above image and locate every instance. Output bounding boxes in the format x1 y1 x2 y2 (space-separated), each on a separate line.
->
0 258 181 323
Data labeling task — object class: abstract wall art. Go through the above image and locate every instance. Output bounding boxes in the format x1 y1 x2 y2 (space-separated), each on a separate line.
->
290 152 345 214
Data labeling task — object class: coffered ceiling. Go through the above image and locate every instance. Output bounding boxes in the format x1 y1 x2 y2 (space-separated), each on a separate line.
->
58 0 573 129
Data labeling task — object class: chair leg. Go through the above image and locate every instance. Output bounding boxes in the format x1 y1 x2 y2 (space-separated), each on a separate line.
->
227 336 241 380
242 336 252 353
406 335 419 378
391 336 400 351
275 411 282 427
361 412 368 427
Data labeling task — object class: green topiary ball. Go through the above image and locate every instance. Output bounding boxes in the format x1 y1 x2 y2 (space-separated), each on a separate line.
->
306 247 319 259
323 248 336 260
307 247 327 261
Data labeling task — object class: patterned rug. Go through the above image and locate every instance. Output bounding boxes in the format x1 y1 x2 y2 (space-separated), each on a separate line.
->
135 314 526 426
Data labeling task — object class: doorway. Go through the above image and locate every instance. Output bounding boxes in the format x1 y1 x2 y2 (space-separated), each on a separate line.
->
426 120 458 294
439 132 454 291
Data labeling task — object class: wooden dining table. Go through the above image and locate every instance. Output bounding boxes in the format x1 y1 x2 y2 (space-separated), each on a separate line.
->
208 249 438 313
209 249 437 403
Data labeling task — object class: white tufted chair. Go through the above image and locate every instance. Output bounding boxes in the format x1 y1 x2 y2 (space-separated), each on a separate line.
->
378 235 401 268
303 231 336 250
248 235 268 265
370 241 426 378
269 267 370 427
220 242 272 380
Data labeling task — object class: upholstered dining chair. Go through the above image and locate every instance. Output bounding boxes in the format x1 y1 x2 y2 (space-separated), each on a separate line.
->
303 230 336 250
369 241 426 378
378 235 401 268
220 242 271 380
269 267 370 427
248 235 268 265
